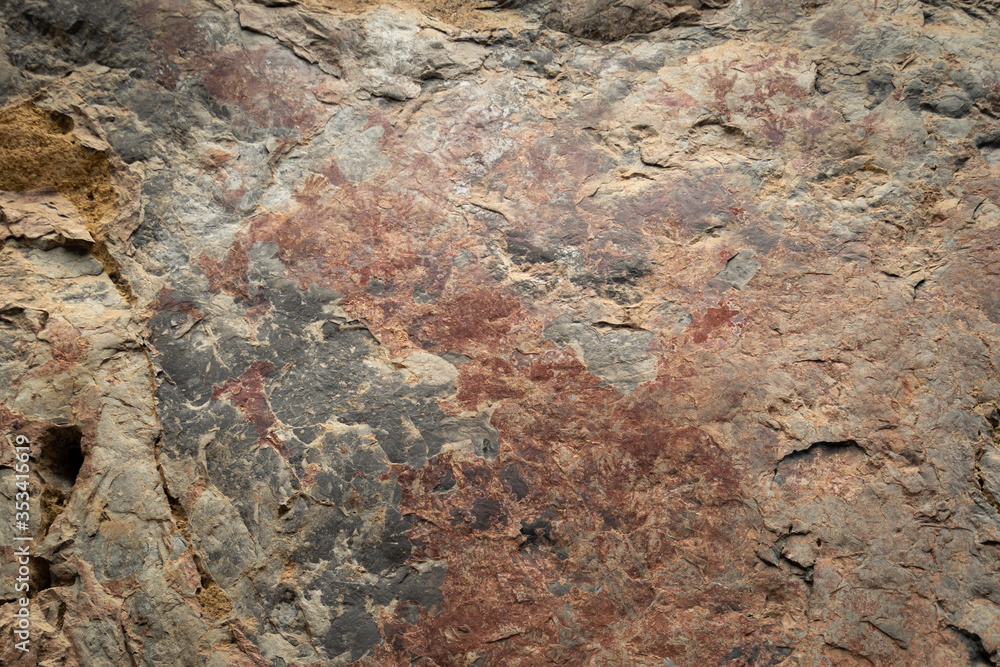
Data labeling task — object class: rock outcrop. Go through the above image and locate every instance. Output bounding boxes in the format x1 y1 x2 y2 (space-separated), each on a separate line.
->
4 0 1000 664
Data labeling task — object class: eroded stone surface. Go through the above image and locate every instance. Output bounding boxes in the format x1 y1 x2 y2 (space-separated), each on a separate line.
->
0 189 94 250
3 0 1000 665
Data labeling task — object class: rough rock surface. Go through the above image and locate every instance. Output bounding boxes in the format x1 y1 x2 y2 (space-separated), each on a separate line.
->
3 0 1000 665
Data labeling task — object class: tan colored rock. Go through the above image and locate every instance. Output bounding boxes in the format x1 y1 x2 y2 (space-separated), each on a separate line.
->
0 188 94 250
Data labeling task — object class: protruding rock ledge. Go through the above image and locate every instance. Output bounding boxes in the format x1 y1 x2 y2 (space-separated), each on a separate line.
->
0 188 94 250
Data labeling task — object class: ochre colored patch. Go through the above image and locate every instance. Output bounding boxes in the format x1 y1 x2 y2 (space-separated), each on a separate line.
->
197 579 234 619
0 102 117 230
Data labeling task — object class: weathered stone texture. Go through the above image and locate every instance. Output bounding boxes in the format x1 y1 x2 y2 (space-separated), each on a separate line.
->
4 0 1000 665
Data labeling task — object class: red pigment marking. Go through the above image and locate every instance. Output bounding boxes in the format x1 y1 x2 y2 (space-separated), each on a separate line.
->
293 174 333 204
152 288 203 320
367 343 781 665
45 320 84 366
455 356 529 411
200 46 327 131
239 180 427 297
31 319 85 377
689 305 741 344
759 117 788 146
143 8 215 90
764 74 809 100
211 361 282 451
245 301 271 327
408 289 522 353
198 236 254 301
707 64 738 113
742 53 781 74
183 478 207 506
0 405 18 438
645 87 700 109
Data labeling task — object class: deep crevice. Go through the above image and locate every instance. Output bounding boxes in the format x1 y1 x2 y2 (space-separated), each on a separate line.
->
38 425 84 484
90 238 137 305
975 132 1000 150
775 439 865 476
36 425 84 538
976 407 1000 515
975 457 1000 516
948 624 995 665
155 447 234 621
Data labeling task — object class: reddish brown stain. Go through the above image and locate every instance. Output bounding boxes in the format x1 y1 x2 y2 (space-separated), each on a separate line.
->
211 361 281 449
455 356 530 411
31 319 85 377
688 305 741 344
366 335 786 666
198 237 254 302
408 289 522 353
152 288 202 318
200 46 328 132
244 301 271 327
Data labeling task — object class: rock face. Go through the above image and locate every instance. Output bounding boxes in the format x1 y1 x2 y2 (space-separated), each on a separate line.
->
3 0 1000 664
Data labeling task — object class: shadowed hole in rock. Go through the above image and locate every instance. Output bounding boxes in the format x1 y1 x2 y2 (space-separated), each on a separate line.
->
19 553 75 600
975 131 1000 167
22 555 52 599
781 439 862 461
775 440 864 478
949 625 994 665
48 109 73 134
39 425 84 483
36 425 84 537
